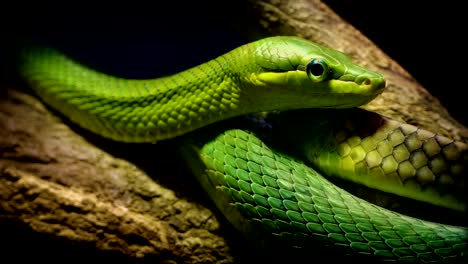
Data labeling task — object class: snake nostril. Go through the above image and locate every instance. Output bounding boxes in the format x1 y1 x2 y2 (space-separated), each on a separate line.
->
356 75 373 87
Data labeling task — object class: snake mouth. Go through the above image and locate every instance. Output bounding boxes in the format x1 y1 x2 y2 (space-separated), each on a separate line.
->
256 71 386 97
329 77 386 96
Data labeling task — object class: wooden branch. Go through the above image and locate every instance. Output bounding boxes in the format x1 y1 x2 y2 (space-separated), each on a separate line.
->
1 0 466 263
0 88 239 263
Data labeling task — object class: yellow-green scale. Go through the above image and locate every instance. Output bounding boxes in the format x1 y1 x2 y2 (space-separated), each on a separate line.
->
306 113 467 212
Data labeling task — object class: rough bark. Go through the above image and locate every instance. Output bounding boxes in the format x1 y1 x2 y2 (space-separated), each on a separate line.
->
0 0 466 263
0 87 238 263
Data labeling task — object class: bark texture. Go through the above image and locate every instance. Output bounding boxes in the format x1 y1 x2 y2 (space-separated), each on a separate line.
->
0 0 466 263
0 88 237 263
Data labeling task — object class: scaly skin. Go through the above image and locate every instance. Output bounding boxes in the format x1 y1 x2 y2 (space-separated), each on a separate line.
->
179 126 467 263
18 36 467 262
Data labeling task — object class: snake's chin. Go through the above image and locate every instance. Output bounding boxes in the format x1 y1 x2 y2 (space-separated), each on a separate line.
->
323 93 383 109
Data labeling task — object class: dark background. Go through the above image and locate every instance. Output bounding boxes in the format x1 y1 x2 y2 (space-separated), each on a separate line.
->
0 1 465 263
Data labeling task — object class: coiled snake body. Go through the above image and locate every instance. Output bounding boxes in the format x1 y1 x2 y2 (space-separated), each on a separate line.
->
18 36 467 263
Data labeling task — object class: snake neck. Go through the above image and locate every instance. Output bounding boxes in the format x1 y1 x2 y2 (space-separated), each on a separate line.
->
20 46 259 143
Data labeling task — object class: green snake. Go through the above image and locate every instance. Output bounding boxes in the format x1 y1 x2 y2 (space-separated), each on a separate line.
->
17 36 467 263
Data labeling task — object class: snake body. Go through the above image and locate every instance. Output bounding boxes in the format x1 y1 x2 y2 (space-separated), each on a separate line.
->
19 37 383 143
263 109 467 213
18 36 467 262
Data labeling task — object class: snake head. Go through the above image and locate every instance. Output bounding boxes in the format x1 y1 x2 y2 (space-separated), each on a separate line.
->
245 36 386 110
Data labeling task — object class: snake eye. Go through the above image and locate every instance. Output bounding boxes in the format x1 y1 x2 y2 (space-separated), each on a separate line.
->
306 58 330 81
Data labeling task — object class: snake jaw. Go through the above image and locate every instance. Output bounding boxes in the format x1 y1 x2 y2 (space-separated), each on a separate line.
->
329 77 385 97
254 70 385 104
255 71 303 86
